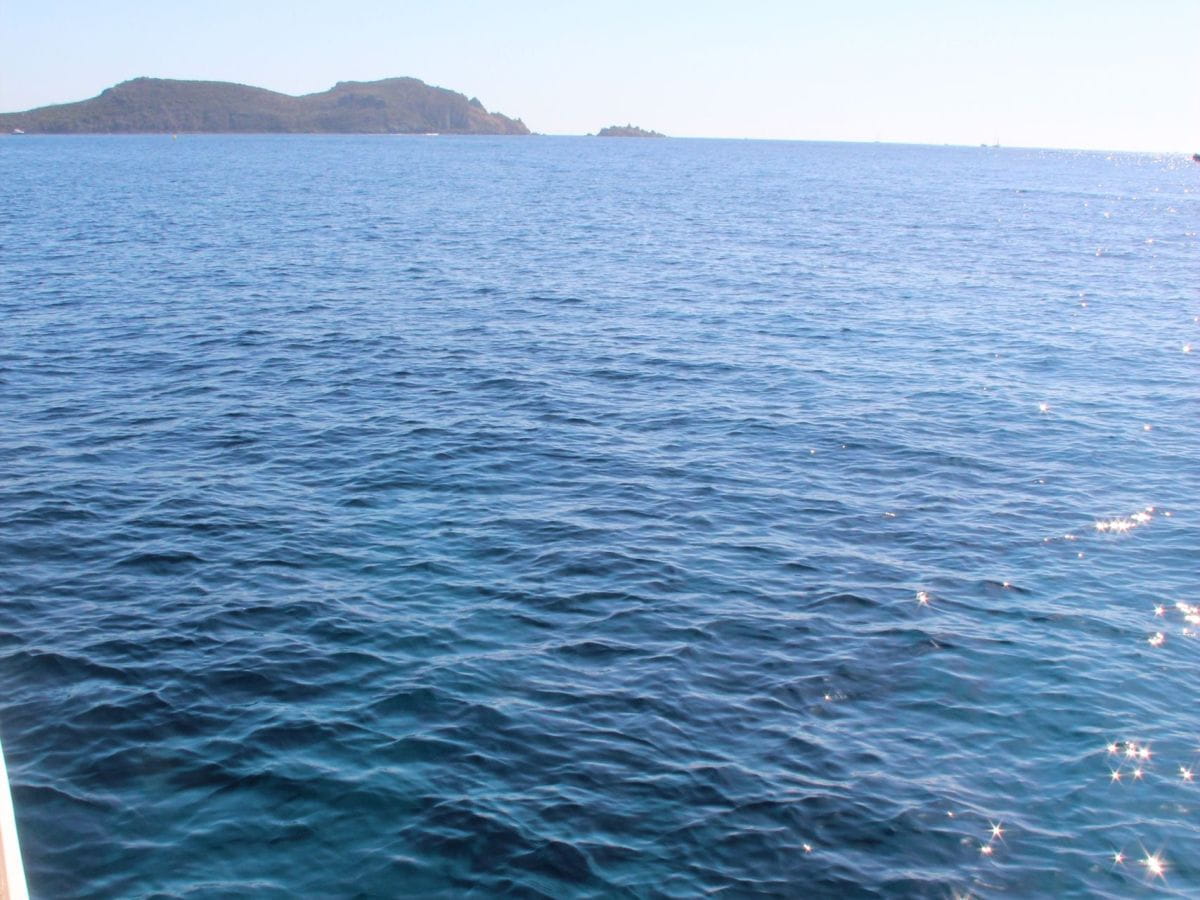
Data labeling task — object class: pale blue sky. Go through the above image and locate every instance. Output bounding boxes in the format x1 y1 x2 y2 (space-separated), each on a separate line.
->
2 1 1196 151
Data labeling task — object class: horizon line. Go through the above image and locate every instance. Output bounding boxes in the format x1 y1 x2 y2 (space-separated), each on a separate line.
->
2 76 1192 157
3 131 1192 157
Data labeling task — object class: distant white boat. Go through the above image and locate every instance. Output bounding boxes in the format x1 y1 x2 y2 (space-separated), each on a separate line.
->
11 129 24 135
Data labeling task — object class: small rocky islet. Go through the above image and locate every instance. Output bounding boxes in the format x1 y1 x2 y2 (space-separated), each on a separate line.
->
595 124 666 138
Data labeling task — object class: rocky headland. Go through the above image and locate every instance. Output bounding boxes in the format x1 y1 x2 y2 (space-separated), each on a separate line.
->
0 77 529 134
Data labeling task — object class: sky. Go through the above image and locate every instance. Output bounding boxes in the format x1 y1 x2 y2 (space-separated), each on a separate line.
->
1 0 1197 152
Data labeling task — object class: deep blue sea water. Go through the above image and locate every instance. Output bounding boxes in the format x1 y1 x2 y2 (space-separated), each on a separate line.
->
0 135 1197 898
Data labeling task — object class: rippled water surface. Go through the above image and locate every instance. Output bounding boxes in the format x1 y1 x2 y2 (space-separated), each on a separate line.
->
1 136 1198 897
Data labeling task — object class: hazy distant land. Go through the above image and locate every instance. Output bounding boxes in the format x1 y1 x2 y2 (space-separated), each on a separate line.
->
0 77 529 135
596 125 665 138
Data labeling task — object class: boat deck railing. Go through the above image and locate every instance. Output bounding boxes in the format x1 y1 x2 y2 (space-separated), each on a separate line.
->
0 736 27 900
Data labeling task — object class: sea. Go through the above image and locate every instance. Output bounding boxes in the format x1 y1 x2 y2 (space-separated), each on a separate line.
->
0 135 1196 898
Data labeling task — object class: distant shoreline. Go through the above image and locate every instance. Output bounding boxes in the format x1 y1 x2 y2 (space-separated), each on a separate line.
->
3 132 1191 156
0 76 529 135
